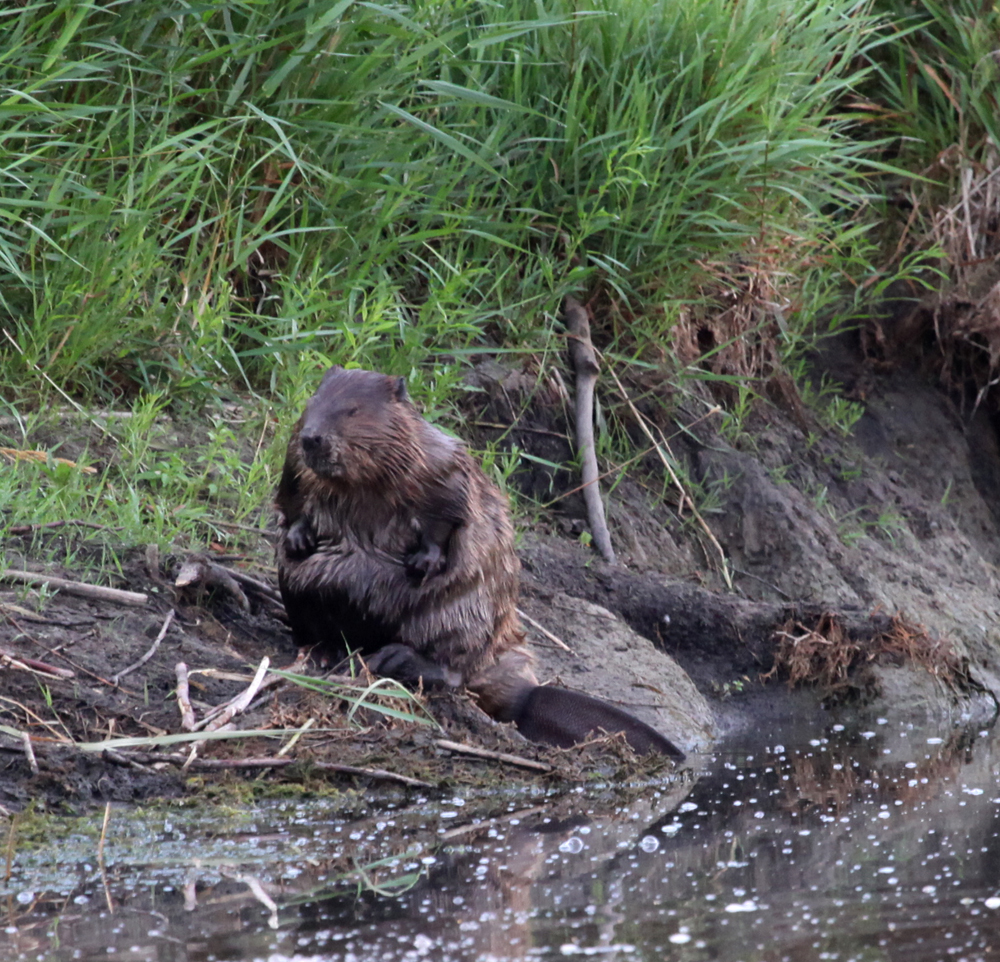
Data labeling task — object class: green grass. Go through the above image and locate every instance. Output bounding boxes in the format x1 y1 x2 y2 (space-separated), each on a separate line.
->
0 0 973 555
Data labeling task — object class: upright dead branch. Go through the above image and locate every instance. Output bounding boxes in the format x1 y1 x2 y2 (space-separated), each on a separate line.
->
563 295 617 565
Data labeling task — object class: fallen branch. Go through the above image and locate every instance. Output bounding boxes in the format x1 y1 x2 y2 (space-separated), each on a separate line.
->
112 609 175 685
563 295 617 565
0 648 75 679
175 557 248 610
435 738 553 773
201 657 270 732
20 732 38 776
0 570 148 607
175 663 196 732
312 760 433 788
116 751 434 788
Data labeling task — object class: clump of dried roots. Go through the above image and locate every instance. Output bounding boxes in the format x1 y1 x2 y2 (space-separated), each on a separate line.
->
765 611 967 693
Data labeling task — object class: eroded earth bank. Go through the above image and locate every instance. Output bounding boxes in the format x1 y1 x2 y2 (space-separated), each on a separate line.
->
4 282 1000 812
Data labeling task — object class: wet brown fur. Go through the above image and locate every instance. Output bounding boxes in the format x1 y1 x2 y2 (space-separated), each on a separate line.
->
276 366 524 682
276 366 684 760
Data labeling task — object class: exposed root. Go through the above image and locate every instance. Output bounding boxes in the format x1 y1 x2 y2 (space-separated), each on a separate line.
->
765 611 967 693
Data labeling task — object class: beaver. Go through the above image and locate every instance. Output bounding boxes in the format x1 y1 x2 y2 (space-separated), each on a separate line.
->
276 365 684 760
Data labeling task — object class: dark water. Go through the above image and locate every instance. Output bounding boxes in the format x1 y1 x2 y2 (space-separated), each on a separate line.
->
4 715 1000 962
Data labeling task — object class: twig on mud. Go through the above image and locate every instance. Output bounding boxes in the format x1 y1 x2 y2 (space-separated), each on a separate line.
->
101 749 154 770
730 565 792 601
0 648 75 679
0 569 148 607
182 741 204 772
564 295 617 565
20 731 38 775
312 760 433 788
223 567 283 605
435 738 554 773
175 663 196 731
112 609 175 686
517 609 572 652
602 363 733 589
130 752 434 788
201 657 270 732
174 555 284 608
0 699 73 743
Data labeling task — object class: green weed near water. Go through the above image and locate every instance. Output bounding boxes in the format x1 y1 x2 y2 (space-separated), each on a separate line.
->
0 0 922 546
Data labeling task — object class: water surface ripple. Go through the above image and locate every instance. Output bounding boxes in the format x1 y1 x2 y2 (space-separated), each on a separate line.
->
4 715 1000 961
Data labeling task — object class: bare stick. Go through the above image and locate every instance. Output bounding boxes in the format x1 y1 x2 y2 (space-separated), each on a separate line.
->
20 732 38 775
175 663 196 731
165 754 434 788
517 608 572 652
222 567 283 605
0 649 75 679
564 296 617 564
112 609 175 685
186 756 297 770
175 557 248 610
0 570 148 607
312 761 433 788
203 657 270 731
435 738 553 773
236 874 279 928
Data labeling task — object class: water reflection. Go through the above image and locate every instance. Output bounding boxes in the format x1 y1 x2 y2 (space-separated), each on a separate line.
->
4 716 1000 962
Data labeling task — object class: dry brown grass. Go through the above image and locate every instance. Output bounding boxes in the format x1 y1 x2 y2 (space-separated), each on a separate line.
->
669 251 813 426
868 147 1000 414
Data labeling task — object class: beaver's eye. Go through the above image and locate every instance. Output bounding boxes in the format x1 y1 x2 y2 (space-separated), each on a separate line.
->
347 406 359 417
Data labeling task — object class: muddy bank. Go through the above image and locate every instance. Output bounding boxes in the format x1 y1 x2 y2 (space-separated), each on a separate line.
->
6 292 1000 809
0 548 700 814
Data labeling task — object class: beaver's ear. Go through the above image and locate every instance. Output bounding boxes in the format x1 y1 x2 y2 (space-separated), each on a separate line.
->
318 364 344 385
393 376 408 402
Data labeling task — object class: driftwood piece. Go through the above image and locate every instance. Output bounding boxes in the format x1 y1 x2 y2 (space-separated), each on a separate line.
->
564 295 617 565
0 569 147 606
174 555 285 614
175 557 249 610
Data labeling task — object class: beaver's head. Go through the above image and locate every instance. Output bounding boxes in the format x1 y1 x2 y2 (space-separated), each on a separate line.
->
297 366 418 486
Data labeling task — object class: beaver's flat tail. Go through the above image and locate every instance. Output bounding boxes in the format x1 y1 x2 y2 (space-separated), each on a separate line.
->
511 685 686 760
